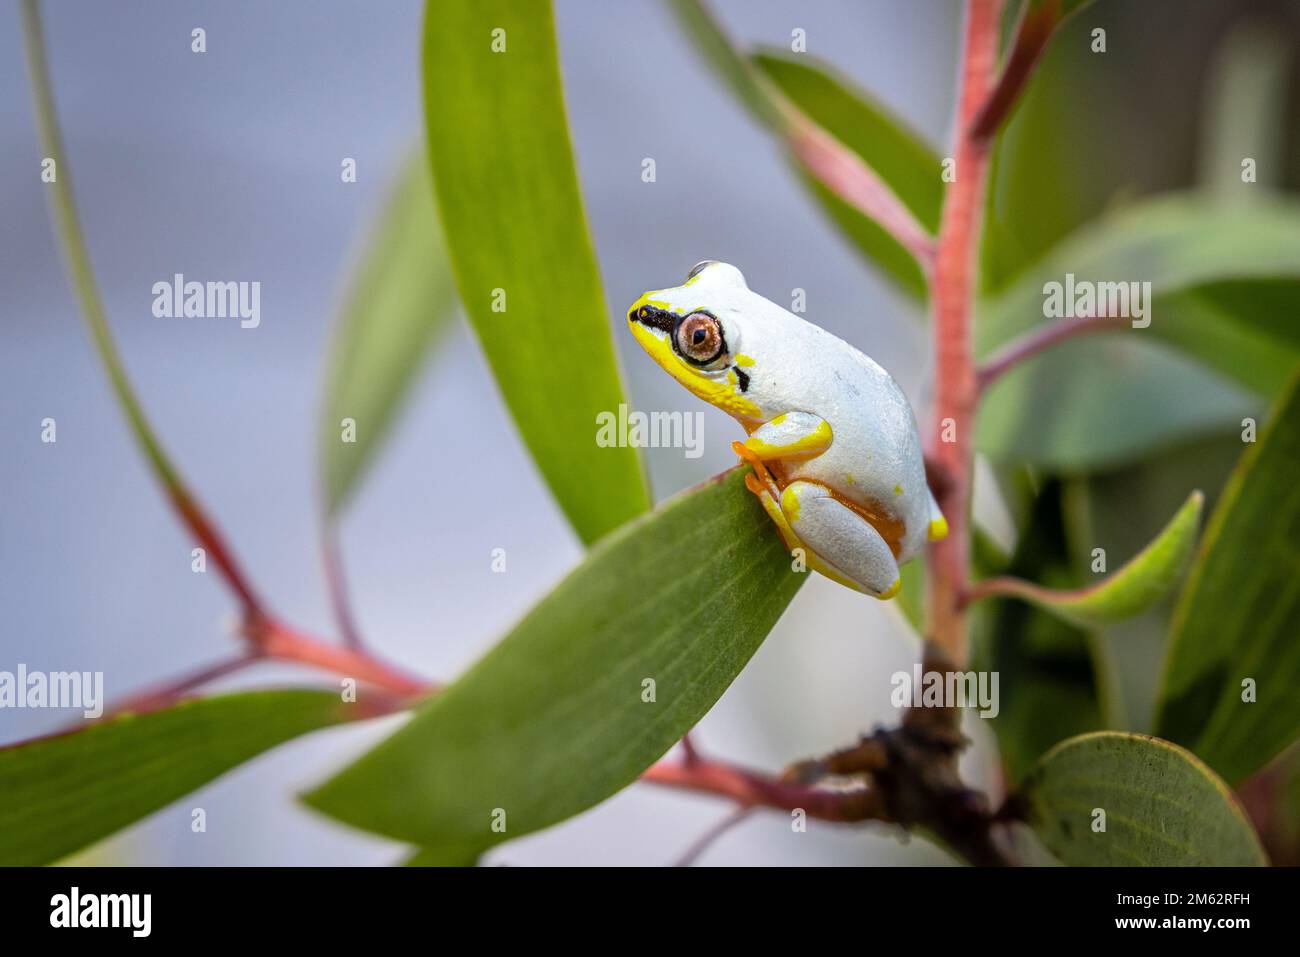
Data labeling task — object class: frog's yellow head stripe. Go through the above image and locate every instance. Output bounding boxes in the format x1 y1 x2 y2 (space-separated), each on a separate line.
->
627 293 762 421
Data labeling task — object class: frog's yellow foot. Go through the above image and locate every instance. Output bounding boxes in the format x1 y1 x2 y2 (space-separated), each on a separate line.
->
743 471 801 552
732 440 781 498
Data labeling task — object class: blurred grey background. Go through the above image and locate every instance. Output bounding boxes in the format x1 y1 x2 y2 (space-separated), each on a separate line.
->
3 0 1284 865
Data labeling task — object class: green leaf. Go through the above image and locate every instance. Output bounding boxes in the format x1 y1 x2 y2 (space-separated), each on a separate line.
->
422 0 649 544
320 151 458 514
665 0 936 299
304 468 804 854
0 690 359 866
1026 0 1096 20
664 0 788 129
752 50 942 299
1156 367 1300 783
1019 731 1266 866
977 197 1300 469
1154 280 1300 396
1071 433 1246 733
21 0 262 606
974 491 1202 629
403 846 480 867
978 197 1300 363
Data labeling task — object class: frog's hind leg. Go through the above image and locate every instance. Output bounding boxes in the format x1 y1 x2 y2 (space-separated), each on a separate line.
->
743 471 801 552
780 481 902 599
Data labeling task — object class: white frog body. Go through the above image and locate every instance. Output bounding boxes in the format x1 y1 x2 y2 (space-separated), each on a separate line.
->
627 261 945 599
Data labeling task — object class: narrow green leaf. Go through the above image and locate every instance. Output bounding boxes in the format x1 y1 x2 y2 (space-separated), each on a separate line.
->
422 0 650 544
975 491 1202 629
304 468 804 854
1019 731 1266 866
664 0 789 129
751 53 942 233
1156 367 1300 783
320 151 457 514
0 690 360 866
752 50 942 298
977 197 1300 469
21 0 266 609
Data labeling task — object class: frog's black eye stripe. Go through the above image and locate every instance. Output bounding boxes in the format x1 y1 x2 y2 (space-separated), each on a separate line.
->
629 304 676 336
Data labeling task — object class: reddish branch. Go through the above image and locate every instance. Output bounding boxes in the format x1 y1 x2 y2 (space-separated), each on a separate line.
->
969 0 1064 142
641 756 885 823
975 312 1119 394
926 0 1004 664
968 0 1098 144
321 527 366 650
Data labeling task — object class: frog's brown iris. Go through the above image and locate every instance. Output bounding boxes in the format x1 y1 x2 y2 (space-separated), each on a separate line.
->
675 312 724 365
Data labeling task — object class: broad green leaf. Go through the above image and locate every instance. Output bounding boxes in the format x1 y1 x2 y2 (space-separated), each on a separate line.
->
1153 283 1300 397
977 197 1300 469
1156 367 1300 783
1019 732 1266 866
973 491 1202 629
304 468 804 854
422 0 650 544
403 846 480 867
973 479 1103 780
320 151 457 514
665 0 936 299
0 690 360 866
979 337 1259 472
752 50 942 299
977 197 1300 361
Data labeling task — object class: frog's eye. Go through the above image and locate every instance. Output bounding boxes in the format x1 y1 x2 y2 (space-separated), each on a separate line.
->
675 312 725 365
687 260 719 281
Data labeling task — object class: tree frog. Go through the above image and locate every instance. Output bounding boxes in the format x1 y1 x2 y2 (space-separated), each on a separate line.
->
627 261 946 599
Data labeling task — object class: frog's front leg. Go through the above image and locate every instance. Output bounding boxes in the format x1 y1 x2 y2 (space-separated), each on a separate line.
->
741 411 832 461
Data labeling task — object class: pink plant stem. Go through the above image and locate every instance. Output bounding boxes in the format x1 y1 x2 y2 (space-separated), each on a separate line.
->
100 653 263 719
968 0 1063 141
927 0 1004 664
975 313 1117 394
641 757 883 823
251 619 432 699
322 526 365 651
